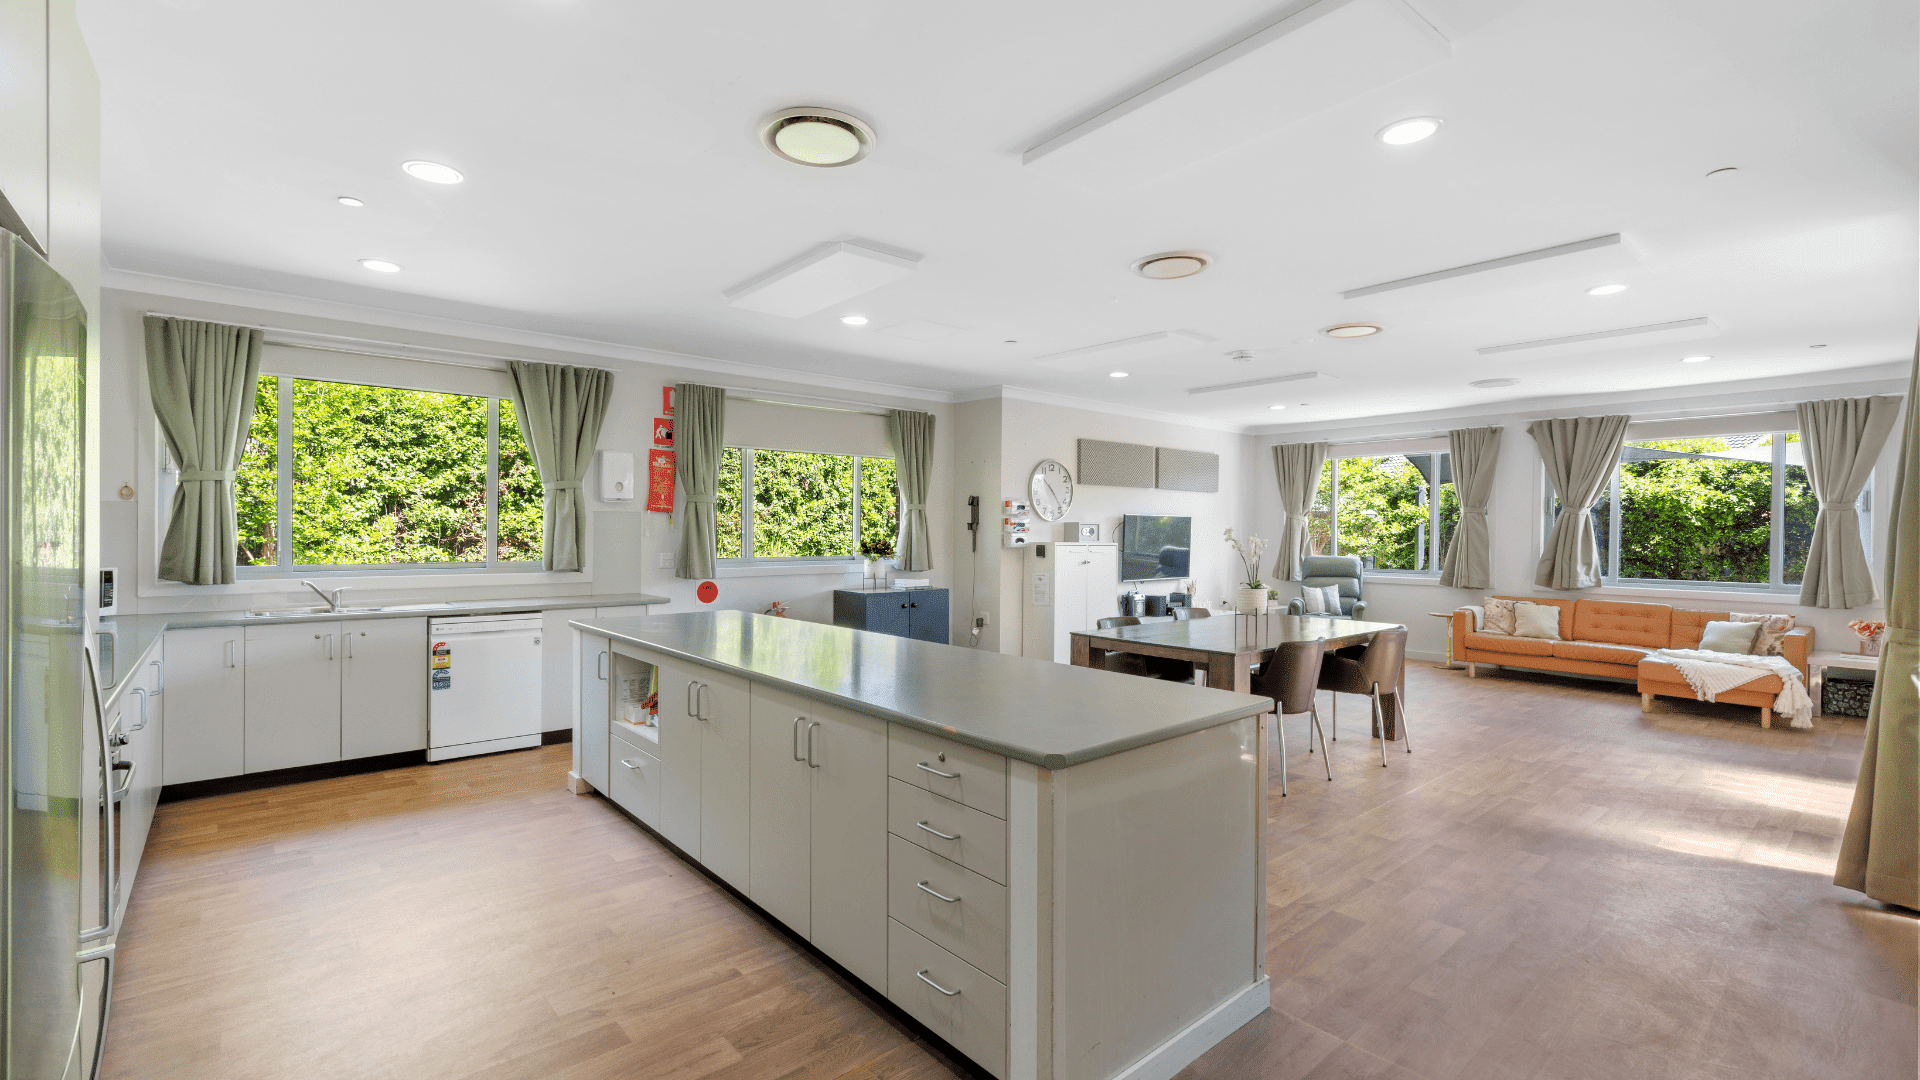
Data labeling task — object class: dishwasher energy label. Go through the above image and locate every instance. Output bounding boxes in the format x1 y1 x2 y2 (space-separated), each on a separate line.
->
430 641 451 690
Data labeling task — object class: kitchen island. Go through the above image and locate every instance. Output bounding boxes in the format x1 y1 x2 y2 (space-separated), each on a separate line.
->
570 611 1274 1080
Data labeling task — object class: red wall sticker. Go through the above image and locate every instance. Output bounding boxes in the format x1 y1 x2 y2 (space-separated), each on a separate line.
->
653 417 673 448
647 449 676 513
662 386 674 416
696 580 719 604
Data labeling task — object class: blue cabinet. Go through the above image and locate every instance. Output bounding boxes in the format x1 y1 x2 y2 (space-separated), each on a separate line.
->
833 588 949 645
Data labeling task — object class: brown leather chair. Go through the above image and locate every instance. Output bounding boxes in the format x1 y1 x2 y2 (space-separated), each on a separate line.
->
1095 616 1192 682
1248 637 1331 796
1316 627 1411 767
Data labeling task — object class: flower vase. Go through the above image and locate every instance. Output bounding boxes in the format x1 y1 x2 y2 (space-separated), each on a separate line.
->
1857 636 1881 657
1234 587 1265 615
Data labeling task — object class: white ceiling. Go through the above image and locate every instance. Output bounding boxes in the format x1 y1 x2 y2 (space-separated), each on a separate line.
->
83 0 1917 427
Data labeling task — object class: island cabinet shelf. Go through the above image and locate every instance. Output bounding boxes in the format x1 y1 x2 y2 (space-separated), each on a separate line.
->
571 611 1272 1080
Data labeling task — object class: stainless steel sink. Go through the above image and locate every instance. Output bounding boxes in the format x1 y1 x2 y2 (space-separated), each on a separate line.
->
245 605 333 618
247 602 455 618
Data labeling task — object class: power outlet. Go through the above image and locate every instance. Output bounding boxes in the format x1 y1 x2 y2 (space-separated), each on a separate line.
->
656 552 674 570
975 611 990 627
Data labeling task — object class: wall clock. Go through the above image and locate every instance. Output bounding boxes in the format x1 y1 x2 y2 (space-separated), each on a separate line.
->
1029 459 1073 522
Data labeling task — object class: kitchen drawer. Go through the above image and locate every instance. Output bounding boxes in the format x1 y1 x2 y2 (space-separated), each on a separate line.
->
888 778 1008 885
888 833 1008 982
889 918 1007 1078
889 725 1006 819
608 731 662 827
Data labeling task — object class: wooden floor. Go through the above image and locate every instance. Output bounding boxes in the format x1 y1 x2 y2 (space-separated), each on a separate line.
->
103 663 1917 1080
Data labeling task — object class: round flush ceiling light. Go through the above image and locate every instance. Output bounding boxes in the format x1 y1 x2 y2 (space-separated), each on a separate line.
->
359 259 402 273
401 160 464 184
1586 283 1629 296
1376 117 1442 145
1268 404 1287 411
760 107 875 167
840 315 869 326
1321 323 1382 338
1132 251 1211 279
1681 355 1713 363
337 196 364 207
1470 378 1519 388
1109 371 1129 378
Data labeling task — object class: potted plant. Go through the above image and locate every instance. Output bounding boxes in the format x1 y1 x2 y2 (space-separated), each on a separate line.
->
1223 528 1269 615
860 535 895 581
1847 619 1886 657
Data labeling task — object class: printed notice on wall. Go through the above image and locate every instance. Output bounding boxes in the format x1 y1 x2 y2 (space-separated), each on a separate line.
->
647 449 676 513
430 640 451 690
1031 572 1050 606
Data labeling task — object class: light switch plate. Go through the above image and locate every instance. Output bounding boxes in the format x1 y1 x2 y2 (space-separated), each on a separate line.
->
657 552 674 569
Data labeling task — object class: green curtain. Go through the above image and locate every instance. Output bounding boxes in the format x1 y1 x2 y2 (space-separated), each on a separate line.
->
888 409 934 572
506 360 613 572
1834 354 1916 910
1529 414 1630 589
144 316 263 585
1795 395 1902 608
1438 425 1503 589
674 383 726 579
1270 441 1328 581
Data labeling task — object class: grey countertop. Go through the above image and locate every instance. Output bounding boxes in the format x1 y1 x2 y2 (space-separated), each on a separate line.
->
94 591 669 709
571 610 1273 769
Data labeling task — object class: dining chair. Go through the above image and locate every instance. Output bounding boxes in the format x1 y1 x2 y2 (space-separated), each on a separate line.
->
1248 637 1332 796
1172 607 1212 620
1316 627 1411 767
1094 616 1192 681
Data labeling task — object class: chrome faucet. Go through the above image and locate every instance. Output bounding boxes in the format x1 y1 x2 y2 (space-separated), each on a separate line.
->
299 580 350 612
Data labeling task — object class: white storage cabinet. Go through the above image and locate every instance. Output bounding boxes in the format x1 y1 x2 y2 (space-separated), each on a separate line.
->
1021 542 1120 663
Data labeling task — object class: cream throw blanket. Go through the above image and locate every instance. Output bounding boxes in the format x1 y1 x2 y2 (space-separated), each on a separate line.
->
1647 649 1814 729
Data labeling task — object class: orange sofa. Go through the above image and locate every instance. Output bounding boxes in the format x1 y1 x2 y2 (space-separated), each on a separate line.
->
1450 597 1813 728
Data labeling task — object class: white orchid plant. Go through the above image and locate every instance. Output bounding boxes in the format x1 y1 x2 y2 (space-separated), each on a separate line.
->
1223 528 1267 591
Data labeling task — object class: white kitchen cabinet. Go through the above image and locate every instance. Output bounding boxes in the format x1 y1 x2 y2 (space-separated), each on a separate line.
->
341 617 428 759
110 642 165 918
651 655 705 857
577 631 611 794
696 670 751 889
805 701 889 989
244 621 343 773
747 687 815 936
1021 543 1120 662
162 627 245 784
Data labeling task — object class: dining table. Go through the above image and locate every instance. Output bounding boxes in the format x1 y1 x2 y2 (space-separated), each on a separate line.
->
1070 612 1411 740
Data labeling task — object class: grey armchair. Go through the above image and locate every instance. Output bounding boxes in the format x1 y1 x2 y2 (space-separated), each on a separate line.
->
1286 554 1368 620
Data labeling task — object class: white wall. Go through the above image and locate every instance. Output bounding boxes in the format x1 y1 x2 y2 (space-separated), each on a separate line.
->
98 279 956 630
1245 367 1910 661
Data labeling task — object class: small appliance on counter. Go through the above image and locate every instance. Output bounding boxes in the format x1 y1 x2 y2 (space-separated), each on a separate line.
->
1144 594 1168 617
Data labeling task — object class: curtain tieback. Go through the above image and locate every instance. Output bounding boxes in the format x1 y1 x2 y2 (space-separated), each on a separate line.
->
904 503 926 511
542 481 583 491
1817 501 1856 510
1461 507 1489 516
178 469 236 482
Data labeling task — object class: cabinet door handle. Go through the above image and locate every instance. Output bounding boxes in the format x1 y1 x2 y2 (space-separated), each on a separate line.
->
150 659 164 693
346 633 354 659
696 683 710 721
916 969 961 997
125 687 149 732
619 758 645 770
915 761 960 779
791 716 806 762
225 640 236 668
686 680 699 717
915 880 961 903
915 820 961 841
597 651 608 681
110 760 137 801
805 722 821 768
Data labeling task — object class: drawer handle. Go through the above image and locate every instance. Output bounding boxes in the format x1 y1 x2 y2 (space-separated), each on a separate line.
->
916 969 962 997
619 758 645 770
915 820 961 841
915 762 960 779
916 880 961 904
791 716 806 762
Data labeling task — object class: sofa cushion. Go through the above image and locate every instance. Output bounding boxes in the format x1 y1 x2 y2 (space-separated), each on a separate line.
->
1462 631 1555 657
1551 640 1652 666
1483 597 1517 635
1489 596 1575 639
1572 600 1673 649
1514 602 1563 639
1670 608 1732 650
1639 657 1784 694
1699 620 1762 654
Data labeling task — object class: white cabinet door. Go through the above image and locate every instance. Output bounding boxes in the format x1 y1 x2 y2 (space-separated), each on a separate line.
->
341 617 427 759
809 703 889 988
1052 546 1092 662
163 627 245 784
748 686 812 937
651 656 704 857
244 622 343 773
1085 544 1120 626
697 671 752 889
114 648 164 912
578 632 610 794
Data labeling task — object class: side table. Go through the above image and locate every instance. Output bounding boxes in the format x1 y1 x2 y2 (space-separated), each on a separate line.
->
1808 650 1879 717
1427 611 1463 670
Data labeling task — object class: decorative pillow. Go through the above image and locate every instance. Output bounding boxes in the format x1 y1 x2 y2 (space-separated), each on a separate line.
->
1698 620 1762 655
1300 584 1342 614
1513 601 1561 640
1729 612 1795 656
1483 597 1517 636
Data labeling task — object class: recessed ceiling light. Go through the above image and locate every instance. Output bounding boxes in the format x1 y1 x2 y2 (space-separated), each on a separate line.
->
1132 251 1211 279
1681 355 1712 363
1469 378 1519 388
1586 283 1629 296
1320 323 1382 338
1109 371 1129 378
760 107 875 167
401 160 464 184
359 259 402 273
840 315 869 326
1268 404 1287 410
337 196 364 207
1376 117 1442 145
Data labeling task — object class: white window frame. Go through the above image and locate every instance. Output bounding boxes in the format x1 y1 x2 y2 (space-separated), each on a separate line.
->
715 445 894 567
1322 450 1453 579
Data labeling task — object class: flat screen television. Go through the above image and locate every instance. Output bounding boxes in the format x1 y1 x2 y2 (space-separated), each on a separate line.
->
1119 515 1191 581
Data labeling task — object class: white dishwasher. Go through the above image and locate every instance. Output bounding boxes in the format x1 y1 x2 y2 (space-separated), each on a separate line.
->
428 613 545 761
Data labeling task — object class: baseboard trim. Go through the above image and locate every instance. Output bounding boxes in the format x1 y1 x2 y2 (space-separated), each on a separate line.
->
159 751 427 803
542 728 573 745
1109 978 1270 1080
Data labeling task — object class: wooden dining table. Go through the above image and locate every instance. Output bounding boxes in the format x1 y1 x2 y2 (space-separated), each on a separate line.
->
1070 613 1411 739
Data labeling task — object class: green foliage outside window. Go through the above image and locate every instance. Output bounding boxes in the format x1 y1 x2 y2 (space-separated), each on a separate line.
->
237 376 279 565
711 447 897 559
1610 435 1815 584
859 456 898 559
716 447 744 558
1308 455 1457 570
496 399 544 562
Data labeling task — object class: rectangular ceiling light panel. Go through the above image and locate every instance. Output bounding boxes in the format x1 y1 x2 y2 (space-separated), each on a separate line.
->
1341 234 1643 311
1186 369 1335 395
1477 317 1719 358
724 241 920 318
1023 0 1451 191
1035 330 1210 371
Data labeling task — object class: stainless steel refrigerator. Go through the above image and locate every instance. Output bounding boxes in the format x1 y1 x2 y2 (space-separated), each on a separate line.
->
0 228 99 1079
